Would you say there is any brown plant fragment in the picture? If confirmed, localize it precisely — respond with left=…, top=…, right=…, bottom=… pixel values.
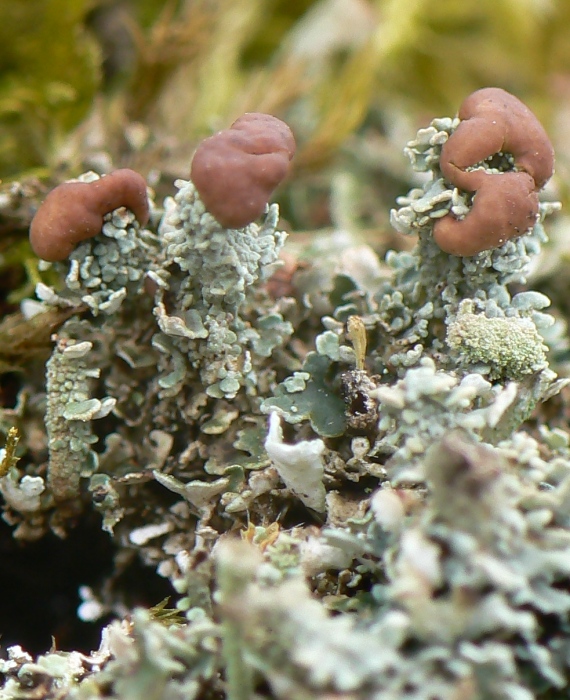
left=190, top=112, right=296, bottom=229
left=341, top=369, right=379, bottom=434
left=29, top=169, right=150, bottom=261
left=434, top=87, right=554, bottom=256
left=0, top=306, right=81, bottom=372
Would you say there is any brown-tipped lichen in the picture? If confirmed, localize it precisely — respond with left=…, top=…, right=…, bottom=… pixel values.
left=4, top=96, right=570, bottom=700
left=156, top=178, right=291, bottom=399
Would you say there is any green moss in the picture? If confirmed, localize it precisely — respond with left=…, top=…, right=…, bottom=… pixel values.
left=0, top=0, right=100, bottom=176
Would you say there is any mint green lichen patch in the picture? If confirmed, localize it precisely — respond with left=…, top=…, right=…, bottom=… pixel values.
left=447, top=303, right=548, bottom=380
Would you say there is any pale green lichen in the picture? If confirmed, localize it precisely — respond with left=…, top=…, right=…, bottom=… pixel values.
left=446, top=299, right=549, bottom=379
left=369, top=356, right=552, bottom=482
left=5, top=99, right=570, bottom=700
left=0, top=471, right=44, bottom=514
left=155, top=179, right=292, bottom=399
left=28, top=172, right=295, bottom=524
left=45, top=319, right=115, bottom=505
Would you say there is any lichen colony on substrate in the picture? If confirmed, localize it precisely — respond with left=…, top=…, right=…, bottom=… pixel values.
left=3, top=92, right=570, bottom=699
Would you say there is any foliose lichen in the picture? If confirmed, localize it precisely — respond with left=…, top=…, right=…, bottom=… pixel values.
left=4, top=94, right=570, bottom=700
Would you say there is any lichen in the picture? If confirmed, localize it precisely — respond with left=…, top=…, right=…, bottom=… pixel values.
left=264, top=412, right=326, bottom=511
left=45, top=320, right=115, bottom=506
left=261, top=347, right=348, bottom=437
left=4, top=94, right=570, bottom=700
left=155, top=178, right=291, bottom=399
left=446, top=299, right=549, bottom=379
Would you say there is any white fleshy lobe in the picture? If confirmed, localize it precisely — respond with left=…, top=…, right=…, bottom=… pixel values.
left=265, top=412, right=326, bottom=511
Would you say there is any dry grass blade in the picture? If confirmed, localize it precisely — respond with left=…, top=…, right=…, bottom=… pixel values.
left=125, top=0, right=217, bottom=122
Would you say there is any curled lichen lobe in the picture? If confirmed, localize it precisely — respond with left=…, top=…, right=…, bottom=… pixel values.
left=30, top=169, right=150, bottom=261
left=433, top=87, right=554, bottom=256
left=190, top=112, right=296, bottom=229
